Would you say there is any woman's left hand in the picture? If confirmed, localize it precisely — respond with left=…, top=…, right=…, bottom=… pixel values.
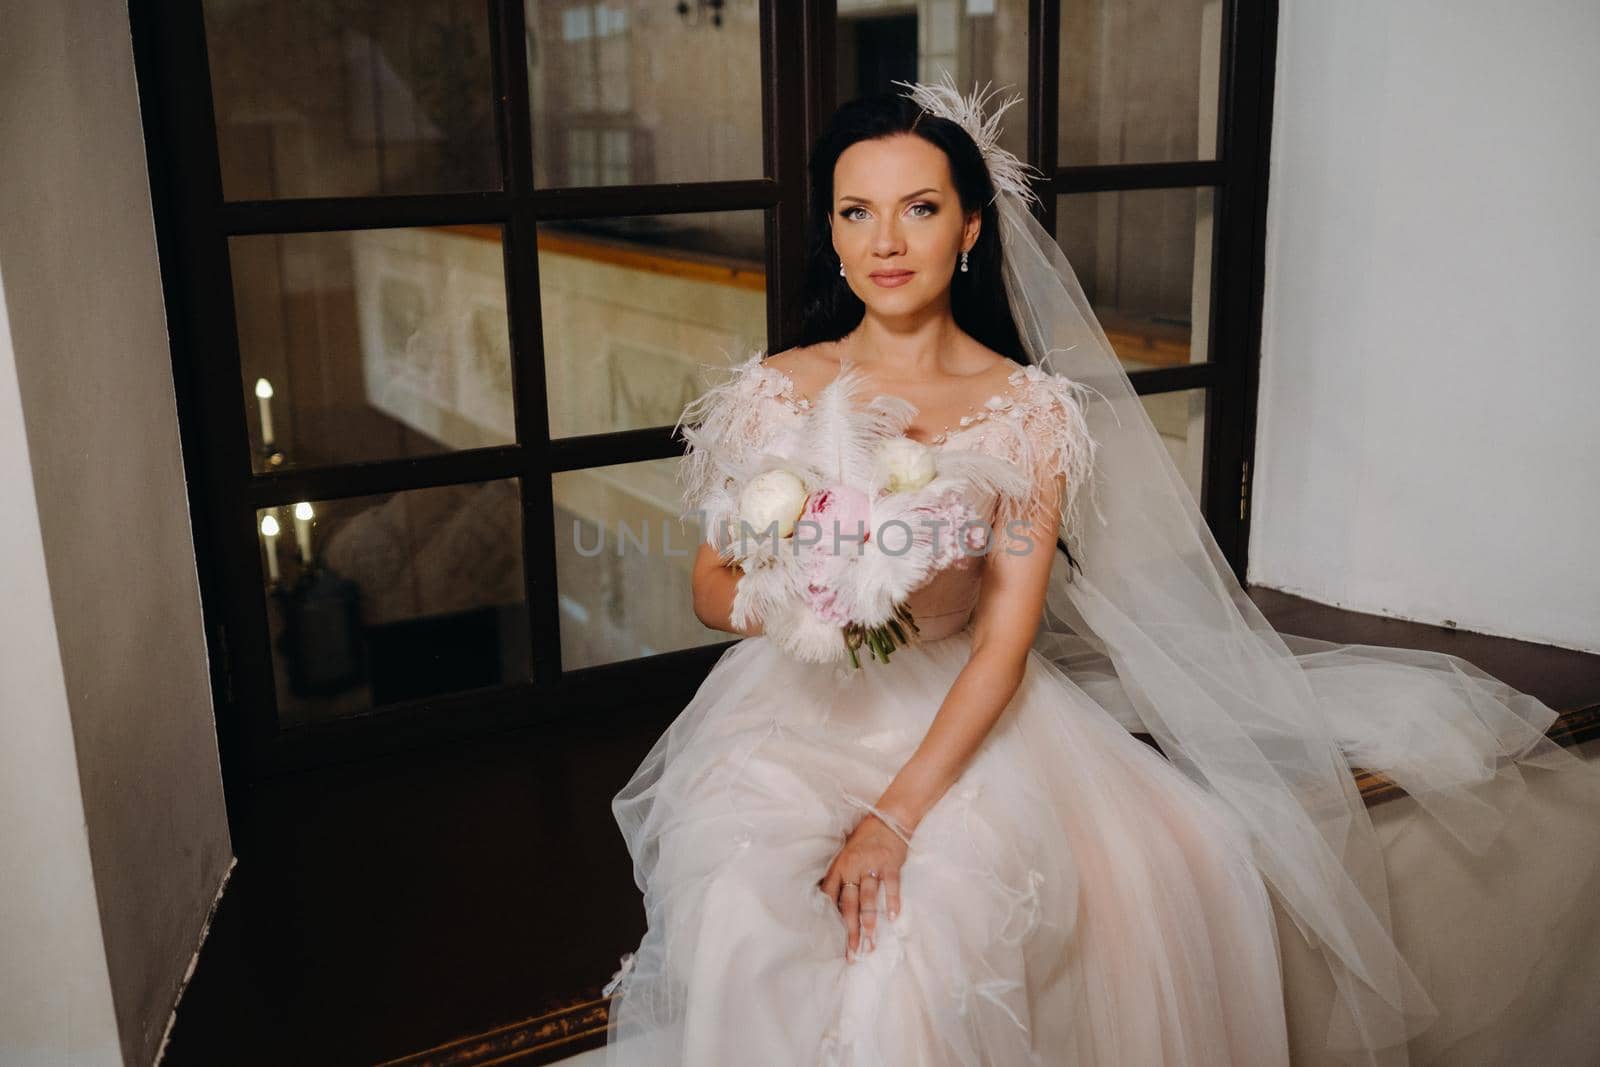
left=818, top=814, right=909, bottom=961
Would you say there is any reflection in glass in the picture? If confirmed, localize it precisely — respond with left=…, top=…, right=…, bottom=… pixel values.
left=203, top=0, right=499, bottom=200
left=538, top=212, right=767, bottom=439
left=835, top=0, right=1032, bottom=169
left=1058, top=0, right=1223, bottom=165
left=1142, top=388, right=1207, bottom=506
left=1054, top=188, right=1215, bottom=372
left=231, top=225, right=515, bottom=474
left=526, top=0, right=764, bottom=187
left=257, top=479, right=530, bottom=727
left=553, top=457, right=722, bottom=670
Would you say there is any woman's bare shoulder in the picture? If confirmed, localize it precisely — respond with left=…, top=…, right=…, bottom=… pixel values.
left=956, top=342, right=1025, bottom=397
left=763, top=342, right=842, bottom=395
left=763, top=336, right=1022, bottom=402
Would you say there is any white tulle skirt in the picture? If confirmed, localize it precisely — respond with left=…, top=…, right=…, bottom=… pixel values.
left=604, top=629, right=1293, bottom=1066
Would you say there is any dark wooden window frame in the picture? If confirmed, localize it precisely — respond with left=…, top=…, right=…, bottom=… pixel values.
left=129, top=0, right=1279, bottom=839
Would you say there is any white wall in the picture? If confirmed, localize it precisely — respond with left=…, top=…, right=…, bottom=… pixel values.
left=1250, top=0, right=1600, bottom=653
left=0, top=0, right=235, bottom=1062
left=0, top=264, right=124, bottom=1067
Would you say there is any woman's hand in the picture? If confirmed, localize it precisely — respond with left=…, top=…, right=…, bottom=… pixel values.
left=818, top=814, right=909, bottom=961
left=690, top=543, right=765, bottom=636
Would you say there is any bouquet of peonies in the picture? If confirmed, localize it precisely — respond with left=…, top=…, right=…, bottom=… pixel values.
left=684, top=363, right=1031, bottom=667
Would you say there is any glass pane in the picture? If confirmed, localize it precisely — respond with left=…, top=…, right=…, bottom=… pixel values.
left=553, top=457, right=723, bottom=670
left=538, top=211, right=767, bottom=439
left=526, top=0, right=764, bottom=187
left=203, top=0, right=499, bottom=200
left=1054, top=188, right=1215, bottom=372
left=836, top=0, right=1032, bottom=169
left=231, top=225, right=515, bottom=474
left=256, top=479, right=531, bottom=727
left=1142, top=387, right=1207, bottom=505
left=1058, top=0, right=1224, bottom=165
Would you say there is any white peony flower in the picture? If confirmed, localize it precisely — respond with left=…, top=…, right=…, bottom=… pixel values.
left=738, top=468, right=809, bottom=540
left=878, top=437, right=937, bottom=493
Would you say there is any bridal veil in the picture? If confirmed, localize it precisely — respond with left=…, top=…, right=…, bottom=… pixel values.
left=895, top=73, right=1586, bottom=1062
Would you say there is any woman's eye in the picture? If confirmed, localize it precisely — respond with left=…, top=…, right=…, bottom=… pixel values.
left=839, top=203, right=935, bottom=220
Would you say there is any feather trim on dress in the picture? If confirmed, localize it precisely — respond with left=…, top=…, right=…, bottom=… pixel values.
left=674, top=348, right=806, bottom=559
left=981, top=363, right=1104, bottom=563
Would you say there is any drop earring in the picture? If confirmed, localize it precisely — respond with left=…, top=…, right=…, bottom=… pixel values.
left=960, top=249, right=970, bottom=273
left=839, top=262, right=846, bottom=277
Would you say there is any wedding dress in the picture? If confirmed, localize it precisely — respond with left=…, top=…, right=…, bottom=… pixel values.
left=601, top=75, right=1589, bottom=1066
left=601, top=352, right=1292, bottom=1066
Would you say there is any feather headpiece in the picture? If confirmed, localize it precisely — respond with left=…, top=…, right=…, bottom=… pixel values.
left=892, top=71, right=1043, bottom=208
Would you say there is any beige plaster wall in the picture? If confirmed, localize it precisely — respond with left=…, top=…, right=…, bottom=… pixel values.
left=0, top=0, right=235, bottom=1062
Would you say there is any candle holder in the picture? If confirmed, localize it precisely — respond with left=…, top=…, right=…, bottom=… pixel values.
left=277, top=557, right=365, bottom=699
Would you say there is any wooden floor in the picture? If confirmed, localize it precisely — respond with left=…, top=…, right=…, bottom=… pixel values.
left=161, top=589, right=1600, bottom=1067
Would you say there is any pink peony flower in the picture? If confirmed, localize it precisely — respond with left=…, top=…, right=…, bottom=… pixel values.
left=799, top=485, right=873, bottom=555
left=795, top=485, right=872, bottom=626
left=803, top=575, right=853, bottom=625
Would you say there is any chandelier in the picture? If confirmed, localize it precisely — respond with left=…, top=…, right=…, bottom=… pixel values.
left=674, top=0, right=727, bottom=30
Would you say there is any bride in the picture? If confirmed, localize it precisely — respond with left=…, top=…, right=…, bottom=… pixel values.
left=599, top=76, right=1578, bottom=1066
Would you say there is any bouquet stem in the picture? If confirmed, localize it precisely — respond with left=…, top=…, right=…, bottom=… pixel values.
left=842, top=602, right=921, bottom=668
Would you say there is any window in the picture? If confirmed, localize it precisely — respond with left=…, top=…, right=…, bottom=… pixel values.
left=136, top=0, right=1276, bottom=782
left=135, top=0, right=1276, bottom=1051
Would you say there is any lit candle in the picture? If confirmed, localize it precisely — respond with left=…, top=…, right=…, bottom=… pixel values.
left=293, top=501, right=315, bottom=563
left=255, top=378, right=275, bottom=447
left=259, top=513, right=281, bottom=582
